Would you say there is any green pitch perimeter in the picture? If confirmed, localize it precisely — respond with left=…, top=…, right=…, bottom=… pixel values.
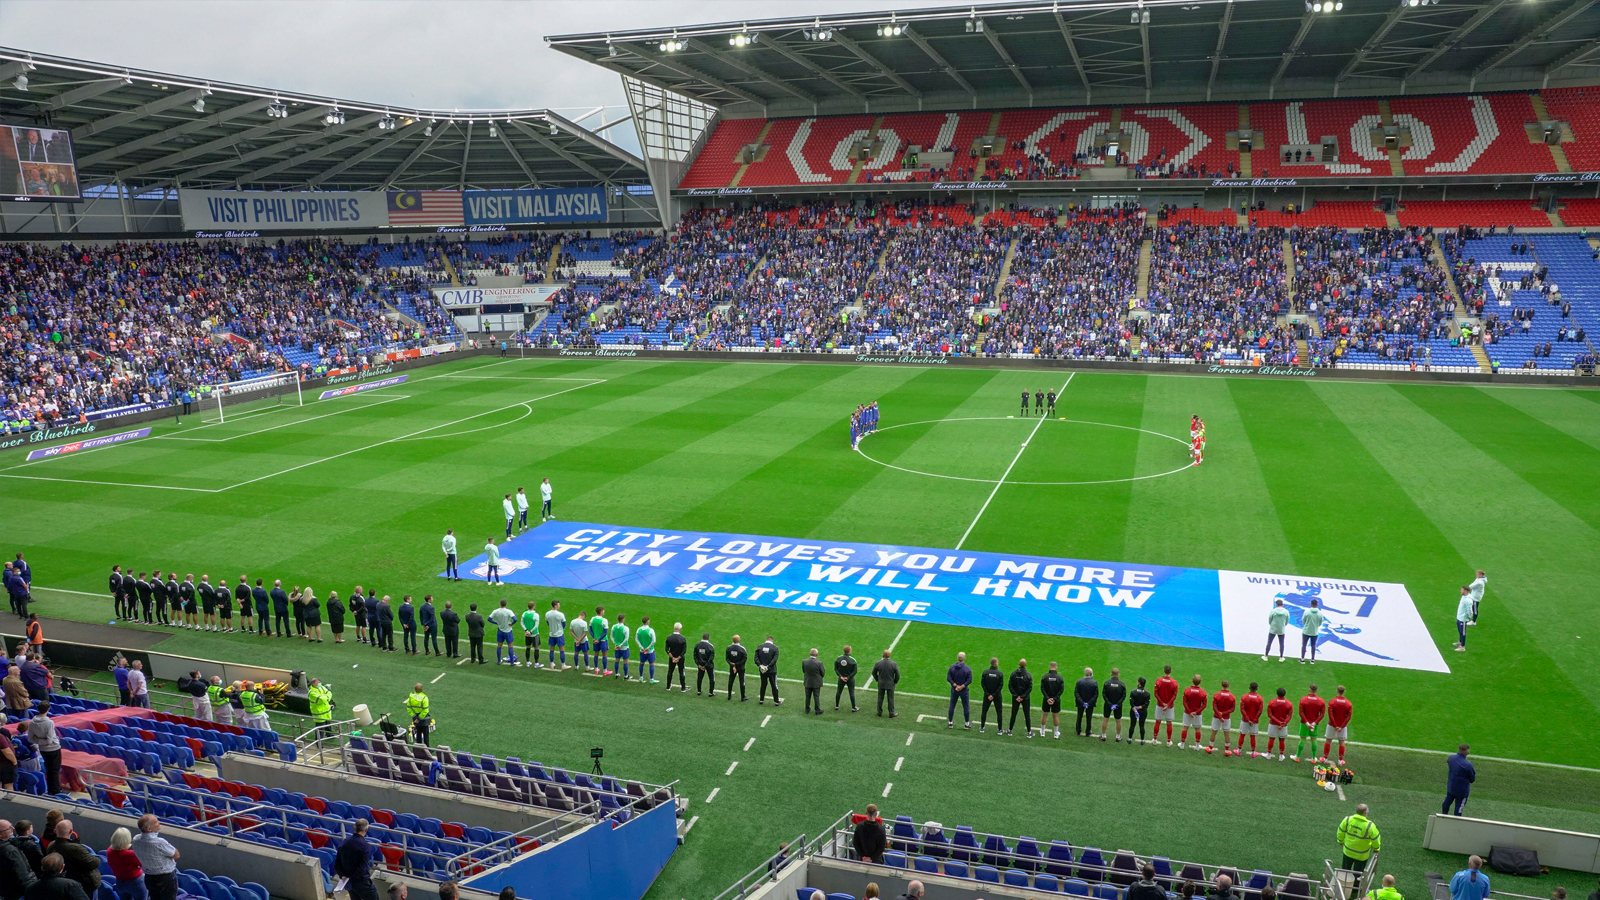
left=5, top=356, right=1600, bottom=900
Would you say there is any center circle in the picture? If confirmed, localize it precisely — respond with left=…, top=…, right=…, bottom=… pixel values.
left=855, top=416, right=1195, bottom=486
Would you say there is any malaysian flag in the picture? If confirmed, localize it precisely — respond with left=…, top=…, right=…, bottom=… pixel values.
left=387, top=190, right=463, bottom=226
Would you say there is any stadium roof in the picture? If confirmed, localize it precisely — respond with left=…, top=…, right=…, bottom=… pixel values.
left=547, top=0, right=1600, bottom=118
left=0, top=47, right=648, bottom=193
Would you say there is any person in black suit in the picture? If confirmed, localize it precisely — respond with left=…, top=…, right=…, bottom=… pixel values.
left=802, top=648, right=825, bottom=715
left=693, top=633, right=716, bottom=695
left=108, top=566, right=125, bottom=620
left=252, top=579, right=271, bottom=634
left=1008, top=659, right=1033, bottom=737
left=15, top=131, right=47, bottom=164
left=834, top=645, right=858, bottom=711
left=270, top=580, right=290, bottom=636
left=465, top=604, right=486, bottom=664
left=440, top=600, right=461, bottom=658
left=234, top=575, right=253, bottom=631
left=149, top=570, right=167, bottom=625
left=664, top=623, right=688, bottom=692
left=135, top=573, right=153, bottom=623
left=725, top=635, right=748, bottom=701
left=871, top=649, right=900, bottom=717
left=376, top=596, right=395, bottom=652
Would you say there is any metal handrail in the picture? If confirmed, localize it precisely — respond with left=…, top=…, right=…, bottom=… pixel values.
left=64, top=678, right=316, bottom=733
left=78, top=770, right=557, bottom=880
left=341, top=735, right=672, bottom=810
left=709, top=830, right=812, bottom=900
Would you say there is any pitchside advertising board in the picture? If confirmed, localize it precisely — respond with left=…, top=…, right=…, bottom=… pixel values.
left=179, top=187, right=607, bottom=231
left=449, top=522, right=1449, bottom=673
left=432, top=285, right=565, bottom=308
left=180, top=190, right=388, bottom=231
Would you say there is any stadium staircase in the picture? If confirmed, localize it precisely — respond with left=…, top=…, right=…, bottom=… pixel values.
left=1282, top=236, right=1297, bottom=303
left=1528, top=93, right=1573, bottom=173
left=1237, top=105, right=1251, bottom=177
left=1135, top=236, right=1153, bottom=301
left=1384, top=208, right=1401, bottom=228
left=728, top=121, right=774, bottom=188
left=543, top=240, right=563, bottom=284
left=973, top=111, right=1003, bottom=180
left=438, top=251, right=462, bottom=287
left=1376, top=101, right=1406, bottom=177
left=995, top=237, right=1020, bottom=300
left=1296, top=338, right=1311, bottom=363
left=379, top=298, right=422, bottom=330
left=846, top=116, right=886, bottom=184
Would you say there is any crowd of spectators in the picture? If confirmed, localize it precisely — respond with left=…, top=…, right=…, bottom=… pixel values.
left=1140, top=223, right=1290, bottom=363
left=1, top=239, right=460, bottom=432
left=1293, top=227, right=1458, bottom=365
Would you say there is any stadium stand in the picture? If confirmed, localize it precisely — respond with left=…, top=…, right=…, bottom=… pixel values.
left=679, top=118, right=770, bottom=189
left=1250, top=203, right=1387, bottom=229
left=1396, top=200, right=1551, bottom=229
left=1541, top=86, right=1600, bottom=172
left=1124, top=104, right=1239, bottom=178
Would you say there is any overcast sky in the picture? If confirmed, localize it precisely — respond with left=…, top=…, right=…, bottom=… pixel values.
left=0, top=0, right=975, bottom=142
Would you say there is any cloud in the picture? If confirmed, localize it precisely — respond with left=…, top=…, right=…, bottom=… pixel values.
left=0, top=0, right=977, bottom=113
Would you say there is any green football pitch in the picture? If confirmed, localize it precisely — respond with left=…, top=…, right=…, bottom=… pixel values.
left=5, top=355, right=1599, bottom=900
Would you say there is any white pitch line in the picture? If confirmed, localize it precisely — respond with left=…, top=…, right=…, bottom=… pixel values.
left=725, top=761, right=739, bottom=776
left=683, top=815, right=699, bottom=835
left=158, top=394, right=410, bottom=442
left=705, top=787, right=720, bottom=803
left=456, top=656, right=470, bottom=666
left=881, top=782, right=893, bottom=798
left=743, top=737, right=756, bottom=751
left=0, top=473, right=215, bottom=492
left=760, top=714, right=771, bottom=728
left=905, top=733, right=915, bottom=746
left=1336, top=784, right=1347, bottom=802
left=886, top=620, right=912, bottom=653
left=954, top=372, right=1074, bottom=550
left=894, top=756, right=904, bottom=772
left=431, top=672, right=448, bottom=684
left=218, top=380, right=603, bottom=492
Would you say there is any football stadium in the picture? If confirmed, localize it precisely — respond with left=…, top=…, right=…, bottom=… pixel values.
left=3, top=4, right=1600, bottom=900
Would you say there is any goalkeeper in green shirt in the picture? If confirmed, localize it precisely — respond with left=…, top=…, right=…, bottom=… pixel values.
left=590, top=607, right=610, bottom=675
left=521, top=601, right=543, bottom=669
left=636, top=616, right=659, bottom=684
left=611, top=613, right=632, bottom=680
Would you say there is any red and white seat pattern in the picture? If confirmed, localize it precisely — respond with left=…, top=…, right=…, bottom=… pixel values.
left=1541, top=87, right=1600, bottom=172
left=1251, top=99, right=1383, bottom=176
left=1122, top=104, right=1238, bottom=173
left=679, top=118, right=768, bottom=189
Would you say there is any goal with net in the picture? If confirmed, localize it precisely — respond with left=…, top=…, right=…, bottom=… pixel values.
left=207, top=372, right=303, bottom=423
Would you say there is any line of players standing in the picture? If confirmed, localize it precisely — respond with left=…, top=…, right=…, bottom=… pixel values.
left=944, top=658, right=1353, bottom=766
left=1020, top=389, right=1057, bottom=416
left=849, top=402, right=879, bottom=449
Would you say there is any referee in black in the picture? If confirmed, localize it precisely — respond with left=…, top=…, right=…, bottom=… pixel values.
left=1100, top=667, right=1128, bottom=742
left=834, top=645, right=858, bottom=711
left=694, top=632, right=716, bottom=695
left=725, top=635, right=748, bottom=701
left=664, top=623, right=688, bottom=692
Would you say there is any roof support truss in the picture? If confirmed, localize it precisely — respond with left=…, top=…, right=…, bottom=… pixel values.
left=1473, top=0, right=1598, bottom=80
left=621, top=43, right=769, bottom=106
left=380, top=124, right=446, bottom=190
left=232, top=115, right=392, bottom=185
left=829, top=31, right=923, bottom=100
left=1271, top=9, right=1320, bottom=92
left=759, top=38, right=867, bottom=101
left=496, top=125, right=541, bottom=187
left=78, top=94, right=269, bottom=167
left=184, top=112, right=383, bottom=183
left=509, top=119, right=608, bottom=182
left=1545, top=35, right=1600, bottom=76
left=979, top=21, right=1032, bottom=100
left=308, top=125, right=418, bottom=187
left=1207, top=1, right=1234, bottom=100
left=902, top=26, right=976, bottom=101
left=34, top=76, right=127, bottom=112
left=1054, top=13, right=1094, bottom=101
left=458, top=120, right=473, bottom=190
left=545, top=110, right=646, bottom=171
left=71, top=87, right=208, bottom=140
left=116, top=102, right=328, bottom=180
left=685, top=38, right=817, bottom=104
left=1405, top=0, right=1512, bottom=81
left=1336, top=4, right=1410, bottom=83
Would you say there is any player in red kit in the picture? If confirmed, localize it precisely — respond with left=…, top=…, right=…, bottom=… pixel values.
left=1178, top=674, right=1208, bottom=750
left=1206, top=679, right=1237, bottom=755
left=1292, top=684, right=1326, bottom=762
left=1322, top=685, right=1353, bottom=764
left=1236, top=682, right=1266, bottom=758
left=1153, top=665, right=1180, bottom=746
left=1266, top=687, right=1294, bottom=761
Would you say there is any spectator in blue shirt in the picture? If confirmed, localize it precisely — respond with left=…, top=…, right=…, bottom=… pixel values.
left=1444, top=744, right=1476, bottom=816
left=946, top=651, right=973, bottom=729
left=1449, top=856, right=1490, bottom=900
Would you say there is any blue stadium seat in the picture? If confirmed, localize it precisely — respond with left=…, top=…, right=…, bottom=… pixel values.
left=1005, top=870, right=1032, bottom=888
left=1046, top=840, right=1075, bottom=877
left=913, top=857, right=939, bottom=874
left=976, top=866, right=1001, bottom=884
left=952, top=825, right=979, bottom=862
left=944, top=861, right=969, bottom=879
left=1015, top=837, right=1043, bottom=872
left=1037, top=875, right=1061, bottom=893
left=982, top=833, right=1011, bottom=868
left=884, top=851, right=907, bottom=869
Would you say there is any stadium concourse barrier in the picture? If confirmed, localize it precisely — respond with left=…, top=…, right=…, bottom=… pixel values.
left=0, top=626, right=313, bottom=718
left=715, top=812, right=1321, bottom=900
left=0, top=790, right=330, bottom=900
left=1423, top=815, right=1600, bottom=874
left=219, top=750, right=586, bottom=835
left=459, top=800, right=678, bottom=900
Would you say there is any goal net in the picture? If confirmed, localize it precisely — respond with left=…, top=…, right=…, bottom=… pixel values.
left=207, top=372, right=303, bottom=423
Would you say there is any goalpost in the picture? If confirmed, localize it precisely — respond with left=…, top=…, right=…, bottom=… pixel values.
left=208, top=372, right=303, bottom=423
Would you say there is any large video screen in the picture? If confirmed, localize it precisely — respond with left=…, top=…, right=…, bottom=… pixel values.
left=1, top=124, right=81, bottom=201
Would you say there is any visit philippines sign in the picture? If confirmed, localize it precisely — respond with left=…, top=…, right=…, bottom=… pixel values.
left=449, top=522, right=1448, bottom=672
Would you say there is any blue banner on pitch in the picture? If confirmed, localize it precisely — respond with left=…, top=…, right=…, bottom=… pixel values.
left=447, top=523, right=1449, bottom=671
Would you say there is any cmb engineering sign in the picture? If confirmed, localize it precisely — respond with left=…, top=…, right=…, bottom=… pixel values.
left=462, top=187, right=607, bottom=225
left=432, top=285, right=565, bottom=308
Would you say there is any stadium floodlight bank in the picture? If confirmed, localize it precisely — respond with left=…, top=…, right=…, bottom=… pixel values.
left=210, top=372, right=302, bottom=423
